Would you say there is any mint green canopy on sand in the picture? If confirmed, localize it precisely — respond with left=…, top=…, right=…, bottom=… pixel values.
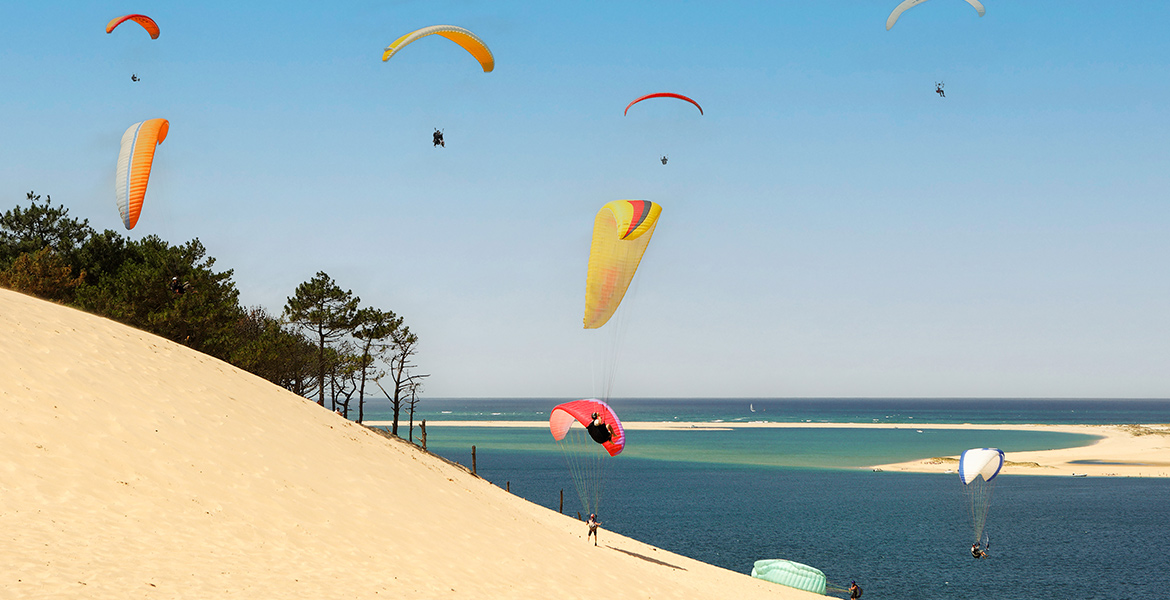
left=751, top=559, right=827, bottom=595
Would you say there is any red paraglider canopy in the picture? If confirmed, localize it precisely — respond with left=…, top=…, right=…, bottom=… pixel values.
left=106, top=14, right=160, bottom=39
left=624, top=92, right=703, bottom=116
left=550, top=399, right=625, bottom=457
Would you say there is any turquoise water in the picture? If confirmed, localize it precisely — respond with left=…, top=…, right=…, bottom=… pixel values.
left=420, top=425, right=1097, bottom=469
left=363, top=399, right=1170, bottom=599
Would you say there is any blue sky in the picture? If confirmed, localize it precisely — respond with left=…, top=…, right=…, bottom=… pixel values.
left=3, top=1, right=1170, bottom=398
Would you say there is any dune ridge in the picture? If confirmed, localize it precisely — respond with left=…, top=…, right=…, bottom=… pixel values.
left=0, top=288, right=812, bottom=599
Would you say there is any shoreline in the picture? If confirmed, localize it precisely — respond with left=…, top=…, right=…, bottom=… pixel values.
left=363, top=420, right=1170, bottom=478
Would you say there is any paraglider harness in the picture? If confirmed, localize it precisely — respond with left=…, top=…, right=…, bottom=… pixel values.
left=935, top=81, right=945, bottom=98
left=131, top=74, right=140, bottom=82
left=586, top=413, right=612, bottom=444
left=433, top=129, right=445, bottom=147
left=849, top=582, right=862, bottom=599
left=971, top=537, right=989, bottom=558
left=661, top=155, right=668, bottom=165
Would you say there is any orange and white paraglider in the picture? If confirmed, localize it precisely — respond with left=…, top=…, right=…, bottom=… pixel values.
left=114, top=119, right=169, bottom=230
left=382, top=25, right=494, bottom=72
left=886, top=0, right=985, bottom=30
left=105, top=14, right=160, bottom=39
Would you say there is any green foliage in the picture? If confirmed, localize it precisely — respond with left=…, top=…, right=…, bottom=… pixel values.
left=73, top=235, right=243, bottom=359
left=229, top=307, right=318, bottom=394
left=1, top=193, right=425, bottom=411
left=0, top=191, right=93, bottom=275
left=283, top=271, right=361, bottom=406
left=0, top=247, right=85, bottom=302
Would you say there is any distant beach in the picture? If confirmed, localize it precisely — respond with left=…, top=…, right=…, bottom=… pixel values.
left=365, top=419, right=1170, bottom=478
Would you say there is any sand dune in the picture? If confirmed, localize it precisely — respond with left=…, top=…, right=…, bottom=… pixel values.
left=0, top=288, right=815, bottom=599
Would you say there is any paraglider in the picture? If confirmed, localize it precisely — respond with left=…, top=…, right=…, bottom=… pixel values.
left=550, top=399, right=625, bottom=457
left=959, top=447, right=1005, bottom=551
left=660, top=155, right=668, bottom=165
left=624, top=92, right=703, bottom=116
left=549, top=399, right=625, bottom=515
left=583, top=200, right=662, bottom=329
left=382, top=25, right=494, bottom=72
left=886, top=0, right=985, bottom=30
left=114, top=119, right=169, bottom=230
left=105, top=14, right=160, bottom=39
left=433, top=129, right=445, bottom=147
left=751, top=559, right=828, bottom=595
left=936, top=81, right=945, bottom=97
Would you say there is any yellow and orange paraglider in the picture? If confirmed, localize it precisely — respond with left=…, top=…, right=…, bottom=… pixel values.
left=105, top=14, right=160, bottom=39
left=382, top=25, right=494, bottom=72
left=583, top=200, right=662, bottom=329
left=114, top=119, right=169, bottom=230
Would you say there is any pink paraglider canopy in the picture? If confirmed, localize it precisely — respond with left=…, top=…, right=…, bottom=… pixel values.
left=549, top=399, right=625, bottom=457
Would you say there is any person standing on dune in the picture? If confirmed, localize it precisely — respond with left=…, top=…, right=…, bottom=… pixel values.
left=587, top=513, right=601, bottom=546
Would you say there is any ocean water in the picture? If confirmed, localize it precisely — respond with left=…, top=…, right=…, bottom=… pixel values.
left=364, top=397, right=1170, bottom=425
left=363, top=399, right=1170, bottom=599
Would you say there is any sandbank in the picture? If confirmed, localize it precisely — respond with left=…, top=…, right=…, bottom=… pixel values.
left=377, top=420, right=1170, bottom=478
left=0, top=288, right=819, bottom=599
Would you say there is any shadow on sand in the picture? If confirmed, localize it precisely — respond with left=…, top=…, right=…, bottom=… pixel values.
left=606, top=546, right=687, bottom=571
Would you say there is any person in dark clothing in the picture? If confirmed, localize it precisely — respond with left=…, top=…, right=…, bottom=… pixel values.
left=849, top=581, right=863, bottom=599
left=433, top=129, right=445, bottom=147
left=935, top=82, right=945, bottom=97
left=131, top=74, right=140, bottom=82
left=586, top=412, right=615, bottom=444
left=169, top=276, right=190, bottom=295
left=971, top=542, right=987, bottom=558
left=587, top=513, right=601, bottom=546
left=661, top=155, right=668, bottom=165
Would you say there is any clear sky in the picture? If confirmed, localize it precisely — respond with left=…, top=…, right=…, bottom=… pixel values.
left=3, top=1, right=1170, bottom=398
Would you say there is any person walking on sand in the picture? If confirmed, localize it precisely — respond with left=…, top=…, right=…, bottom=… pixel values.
left=587, top=513, right=601, bottom=546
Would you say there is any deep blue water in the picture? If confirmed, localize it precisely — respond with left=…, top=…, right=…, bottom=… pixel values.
left=426, top=447, right=1170, bottom=600
left=360, top=399, right=1170, bottom=599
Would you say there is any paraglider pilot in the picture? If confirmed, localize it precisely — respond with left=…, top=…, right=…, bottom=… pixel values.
left=971, top=541, right=988, bottom=558
left=935, top=82, right=945, bottom=98
left=170, top=276, right=190, bottom=295
left=661, top=155, right=668, bottom=165
left=131, top=74, right=140, bottom=82
left=587, top=513, right=601, bottom=546
left=849, top=581, right=863, bottom=599
left=433, top=129, right=445, bottom=147
left=586, top=412, right=616, bottom=445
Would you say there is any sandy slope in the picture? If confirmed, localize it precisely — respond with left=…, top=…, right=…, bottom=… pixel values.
left=0, top=288, right=818, bottom=599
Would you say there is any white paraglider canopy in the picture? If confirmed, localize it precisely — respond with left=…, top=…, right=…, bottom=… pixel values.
left=959, top=447, right=1004, bottom=484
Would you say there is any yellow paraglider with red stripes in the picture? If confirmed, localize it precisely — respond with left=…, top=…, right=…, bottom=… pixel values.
left=583, top=200, right=662, bottom=329
left=382, top=25, right=494, bottom=72
left=114, top=119, right=169, bottom=230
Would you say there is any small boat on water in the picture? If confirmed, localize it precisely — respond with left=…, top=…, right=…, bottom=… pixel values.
left=1071, top=473, right=1087, bottom=477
